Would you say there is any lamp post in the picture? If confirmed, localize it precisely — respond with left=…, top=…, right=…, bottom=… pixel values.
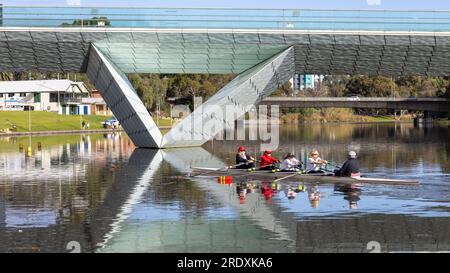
left=27, top=105, right=32, bottom=157
left=155, top=99, right=159, bottom=126
left=28, top=104, right=31, bottom=133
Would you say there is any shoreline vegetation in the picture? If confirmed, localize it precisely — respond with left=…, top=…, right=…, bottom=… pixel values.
left=280, top=108, right=415, bottom=124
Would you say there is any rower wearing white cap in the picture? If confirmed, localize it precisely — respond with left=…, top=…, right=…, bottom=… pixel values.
left=334, top=151, right=361, bottom=177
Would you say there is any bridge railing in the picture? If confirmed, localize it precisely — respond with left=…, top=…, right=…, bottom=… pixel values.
left=0, top=6, right=450, bottom=31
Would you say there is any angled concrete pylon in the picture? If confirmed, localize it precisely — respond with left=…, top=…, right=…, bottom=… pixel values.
left=162, top=46, right=294, bottom=148
left=86, top=45, right=293, bottom=149
left=86, top=45, right=163, bottom=148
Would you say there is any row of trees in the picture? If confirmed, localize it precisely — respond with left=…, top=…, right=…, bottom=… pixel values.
left=126, top=74, right=450, bottom=117
left=306, top=75, right=450, bottom=99
left=127, top=73, right=234, bottom=114
left=60, top=17, right=111, bottom=27
left=1, top=72, right=449, bottom=116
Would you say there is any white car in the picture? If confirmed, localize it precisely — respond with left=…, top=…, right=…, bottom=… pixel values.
left=102, top=118, right=120, bottom=128
left=347, top=96, right=361, bottom=101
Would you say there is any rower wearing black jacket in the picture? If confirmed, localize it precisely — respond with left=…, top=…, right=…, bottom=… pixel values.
left=235, top=146, right=255, bottom=169
left=334, top=151, right=361, bottom=177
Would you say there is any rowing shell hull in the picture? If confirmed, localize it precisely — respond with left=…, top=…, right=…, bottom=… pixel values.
left=189, top=168, right=419, bottom=186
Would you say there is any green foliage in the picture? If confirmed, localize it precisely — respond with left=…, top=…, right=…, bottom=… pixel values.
left=446, top=83, right=450, bottom=99
left=61, top=17, right=111, bottom=27
left=2, top=71, right=448, bottom=119
left=345, top=75, right=395, bottom=97
left=128, top=74, right=169, bottom=112
left=322, top=75, right=450, bottom=99
left=323, top=75, right=348, bottom=97
left=271, top=81, right=294, bottom=97
left=128, top=74, right=234, bottom=111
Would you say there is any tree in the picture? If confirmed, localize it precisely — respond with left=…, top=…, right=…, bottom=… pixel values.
left=345, top=75, right=395, bottom=97
left=446, top=82, right=450, bottom=99
left=322, top=75, right=349, bottom=97
left=271, top=81, right=294, bottom=97
left=61, top=17, right=111, bottom=27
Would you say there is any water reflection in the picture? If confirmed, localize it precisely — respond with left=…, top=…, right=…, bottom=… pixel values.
left=334, top=184, right=362, bottom=209
left=0, top=123, right=449, bottom=252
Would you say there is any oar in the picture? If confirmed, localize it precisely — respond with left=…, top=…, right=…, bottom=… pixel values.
left=258, top=162, right=280, bottom=171
left=272, top=171, right=302, bottom=183
left=190, top=159, right=260, bottom=177
left=321, top=162, right=341, bottom=173
left=189, top=163, right=245, bottom=177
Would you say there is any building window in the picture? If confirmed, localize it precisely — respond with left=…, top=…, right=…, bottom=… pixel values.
left=8, top=93, right=15, bottom=98
left=19, top=93, right=27, bottom=97
left=34, top=93, right=41, bottom=103
left=0, top=94, right=3, bottom=98
left=49, top=93, right=59, bottom=103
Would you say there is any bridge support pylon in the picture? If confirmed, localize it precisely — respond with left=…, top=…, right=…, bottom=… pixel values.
left=87, top=45, right=294, bottom=148
left=87, top=45, right=163, bottom=148
left=162, top=46, right=294, bottom=148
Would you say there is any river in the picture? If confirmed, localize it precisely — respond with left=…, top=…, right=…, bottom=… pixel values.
left=0, top=122, right=449, bottom=253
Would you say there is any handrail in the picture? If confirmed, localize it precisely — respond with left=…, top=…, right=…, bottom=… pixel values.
left=1, top=6, right=450, bottom=31
left=2, top=6, right=450, bottom=12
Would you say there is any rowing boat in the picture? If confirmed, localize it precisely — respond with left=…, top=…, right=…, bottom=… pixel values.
left=189, top=167, right=419, bottom=186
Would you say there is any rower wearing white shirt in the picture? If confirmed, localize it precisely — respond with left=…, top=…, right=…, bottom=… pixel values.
left=306, top=150, right=328, bottom=173
left=280, top=153, right=302, bottom=172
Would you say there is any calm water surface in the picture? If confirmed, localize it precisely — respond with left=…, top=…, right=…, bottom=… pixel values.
left=0, top=123, right=449, bottom=253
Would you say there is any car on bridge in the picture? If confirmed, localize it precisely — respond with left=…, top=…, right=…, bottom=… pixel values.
left=346, top=95, right=361, bottom=101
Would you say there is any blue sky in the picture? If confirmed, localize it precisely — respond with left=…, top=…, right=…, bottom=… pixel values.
left=1, top=0, right=450, bottom=10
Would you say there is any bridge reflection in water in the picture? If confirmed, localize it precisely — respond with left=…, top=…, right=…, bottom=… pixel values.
left=0, top=127, right=449, bottom=252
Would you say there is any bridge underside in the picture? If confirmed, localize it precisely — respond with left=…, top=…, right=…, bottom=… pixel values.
left=1, top=29, right=450, bottom=75
left=1, top=28, right=450, bottom=148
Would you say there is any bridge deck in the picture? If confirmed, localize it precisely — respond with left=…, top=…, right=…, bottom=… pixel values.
left=260, top=97, right=450, bottom=112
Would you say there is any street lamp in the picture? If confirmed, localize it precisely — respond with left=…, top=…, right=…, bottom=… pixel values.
left=26, top=104, right=32, bottom=157
left=28, top=104, right=31, bottom=133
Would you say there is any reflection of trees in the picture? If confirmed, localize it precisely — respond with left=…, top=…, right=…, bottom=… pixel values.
left=443, top=143, right=450, bottom=173
left=0, top=151, right=121, bottom=226
left=0, top=134, right=133, bottom=224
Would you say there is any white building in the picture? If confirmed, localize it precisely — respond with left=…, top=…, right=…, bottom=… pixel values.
left=0, top=80, right=91, bottom=115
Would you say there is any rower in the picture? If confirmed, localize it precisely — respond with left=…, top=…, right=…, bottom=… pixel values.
left=235, top=146, right=256, bottom=169
left=259, top=150, right=280, bottom=170
left=334, top=151, right=361, bottom=177
left=280, top=153, right=302, bottom=172
left=334, top=183, right=361, bottom=209
left=284, top=186, right=297, bottom=199
left=307, top=185, right=321, bottom=208
left=306, top=150, right=328, bottom=173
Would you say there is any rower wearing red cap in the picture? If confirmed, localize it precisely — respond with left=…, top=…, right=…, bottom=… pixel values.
left=235, top=146, right=256, bottom=169
left=259, top=150, right=280, bottom=170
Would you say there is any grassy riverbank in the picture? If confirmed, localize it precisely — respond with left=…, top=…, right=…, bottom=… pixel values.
left=0, top=111, right=173, bottom=132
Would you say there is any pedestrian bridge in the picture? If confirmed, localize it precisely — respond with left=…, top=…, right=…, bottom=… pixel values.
left=260, top=97, right=450, bottom=112
left=1, top=6, right=450, bottom=148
